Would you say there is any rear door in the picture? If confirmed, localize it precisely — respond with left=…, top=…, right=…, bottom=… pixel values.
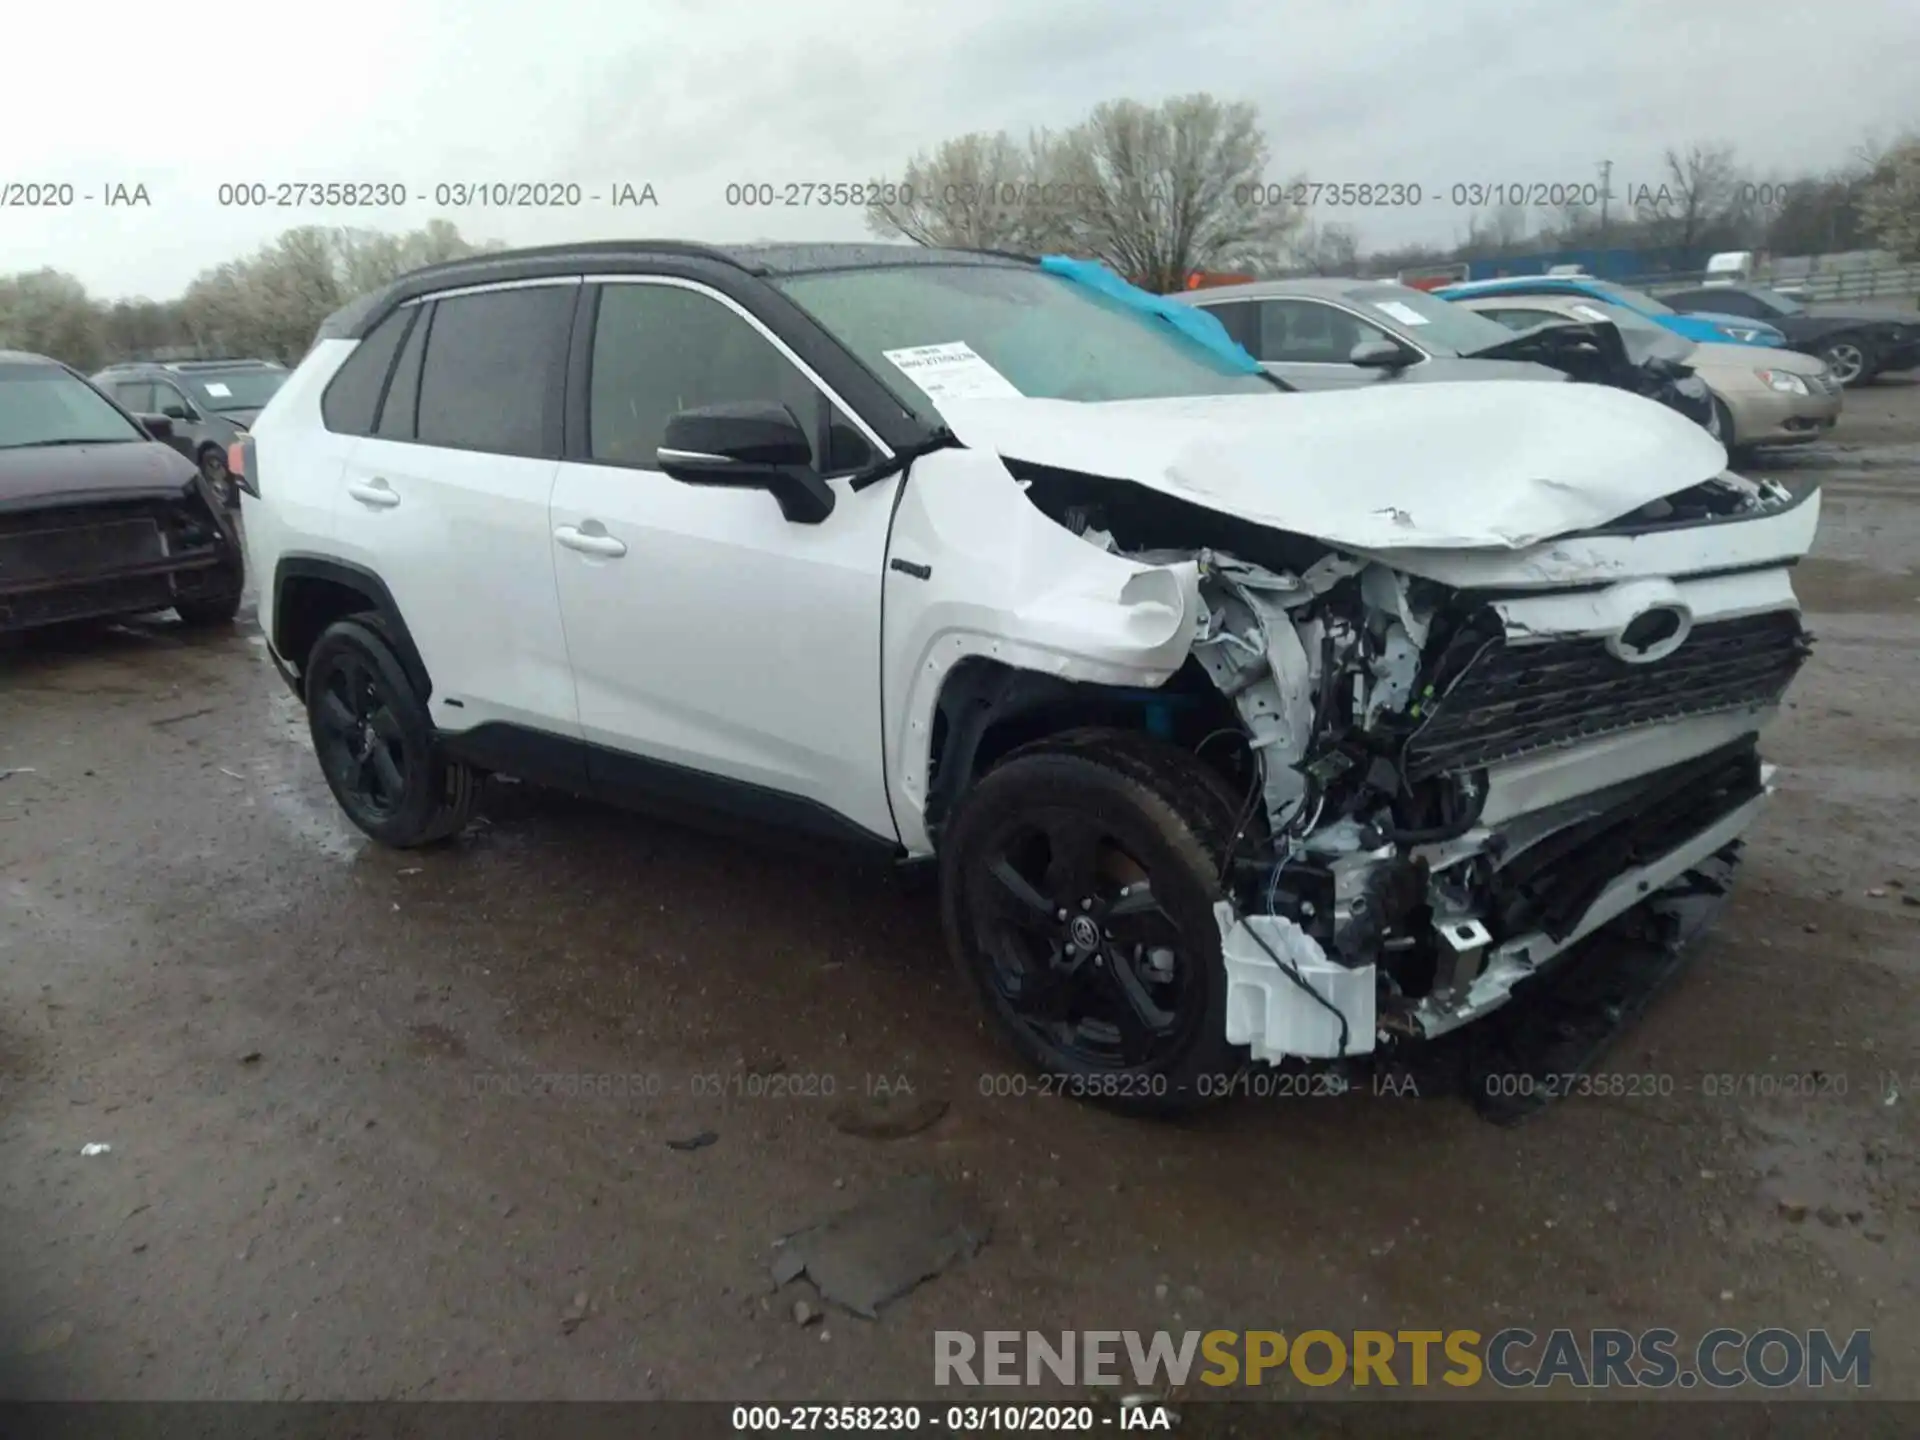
left=330, top=279, right=582, bottom=739
left=547, top=275, right=899, bottom=842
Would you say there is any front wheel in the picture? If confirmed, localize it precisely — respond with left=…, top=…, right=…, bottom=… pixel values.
left=939, top=730, right=1249, bottom=1114
left=305, top=615, right=478, bottom=847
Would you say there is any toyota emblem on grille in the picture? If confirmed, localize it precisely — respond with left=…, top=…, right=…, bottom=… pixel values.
left=1606, top=602, right=1693, bottom=665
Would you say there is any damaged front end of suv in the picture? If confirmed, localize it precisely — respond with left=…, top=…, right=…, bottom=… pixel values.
left=1184, top=502, right=1807, bottom=1066
left=896, top=380, right=1818, bottom=1099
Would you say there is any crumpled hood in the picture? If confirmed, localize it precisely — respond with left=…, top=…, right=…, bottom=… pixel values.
left=933, top=381, right=1730, bottom=551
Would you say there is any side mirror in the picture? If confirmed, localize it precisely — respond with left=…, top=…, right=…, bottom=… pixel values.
left=657, top=401, right=835, bottom=525
left=1350, top=338, right=1417, bottom=371
left=162, top=403, right=191, bottom=420
left=137, top=413, right=174, bottom=440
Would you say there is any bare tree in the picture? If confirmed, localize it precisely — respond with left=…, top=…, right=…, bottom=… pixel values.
left=865, top=131, right=1068, bottom=252
left=1287, top=221, right=1360, bottom=275
left=177, top=222, right=498, bottom=362
left=1047, top=95, right=1299, bottom=292
left=1633, top=143, right=1743, bottom=253
left=0, top=269, right=105, bottom=370
left=1859, top=134, right=1920, bottom=259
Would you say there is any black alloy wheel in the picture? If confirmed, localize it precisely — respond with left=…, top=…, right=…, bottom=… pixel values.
left=304, top=616, right=478, bottom=847
left=940, top=730, right=1247, bottom=1111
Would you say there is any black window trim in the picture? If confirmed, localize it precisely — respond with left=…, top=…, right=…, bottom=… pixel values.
left=371, top=300, right=428, bottom=440
left=563, top=273, right=894, bottom=478
left=359, top=276, right=580, bottom=461
left=319, top=302, right=418, bottom=439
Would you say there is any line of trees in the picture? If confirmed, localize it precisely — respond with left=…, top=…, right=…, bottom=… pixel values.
left=5, top=108, right=1917, bottom=373
left=0, top=220, right=499, bottom=372
left=1353, top=136, right=1920, bottom=279
left=868, top=103, right=1920, bottom=283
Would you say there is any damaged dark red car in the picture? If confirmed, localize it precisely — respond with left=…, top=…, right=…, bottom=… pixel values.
left=0, top=351, right=243, bottom=634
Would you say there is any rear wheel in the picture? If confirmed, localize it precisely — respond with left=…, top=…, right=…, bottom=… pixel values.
left=1820, top=337, right=1873, bottom=388
left=939, top=729, right=1249, bottom=1114
left=305, top=615, right=477, bottom=847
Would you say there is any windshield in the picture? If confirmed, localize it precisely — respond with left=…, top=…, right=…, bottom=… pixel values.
left=777, top=264, right=1278, bottom=413
left=1743, top=287, right=1804, bottom=316
left=0, top=364, right=145, bottom=449
left=1345, top=285, right=1527, bottom=355
left=1591, top=283, right=1674, bottom=315
left=183, top=368, right=286, bottom=412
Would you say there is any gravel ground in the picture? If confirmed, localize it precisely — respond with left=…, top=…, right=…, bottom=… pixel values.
left=2, top=382, right=1917, bottom=1407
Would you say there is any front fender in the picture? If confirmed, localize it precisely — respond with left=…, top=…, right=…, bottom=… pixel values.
left=880, top=446, right=1201, bottom=856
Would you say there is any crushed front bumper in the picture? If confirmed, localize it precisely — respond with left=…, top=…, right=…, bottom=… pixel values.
left=0, top=490, right=241, bottom=633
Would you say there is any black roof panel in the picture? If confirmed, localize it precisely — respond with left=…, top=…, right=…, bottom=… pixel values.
left=312, top=239, right=1037, bottom=343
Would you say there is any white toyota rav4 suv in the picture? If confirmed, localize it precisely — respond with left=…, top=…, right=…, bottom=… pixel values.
left=235, top=241, right=1818, bottom=1112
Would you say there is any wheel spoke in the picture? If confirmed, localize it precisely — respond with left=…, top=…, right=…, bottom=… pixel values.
left=981, top=857, right=1056, bottom=930
left=368, top=743, right=405, bottom=803
left=367, top=705, right=404, bottom=745
left=1094, top=953, right=1174, bottom=1064
left=315, top=688, right=356, bottom=739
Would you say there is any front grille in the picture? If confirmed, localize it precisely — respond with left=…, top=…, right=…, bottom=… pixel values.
left=1492, top=739, right=1763, bottom=941
left=0, top=516, right=165, bottom=586
left=1405, top=610, right=1810, bottom=780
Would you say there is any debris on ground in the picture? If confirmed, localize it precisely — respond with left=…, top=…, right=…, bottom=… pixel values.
left=0, top=768, right=35, bottom=782
left=561, top=1290, right=590, bottom=1334
left=666, top=1130, right=719, bottom=1152
left=21, top=1319, right=74, bottom=1355
left=240, top=1051, right=262, bottom=1065
left=770, top=1175, right=990, bottom=1319
left=792, top=1300, right=819, bottom=1327
left=829, top=1092, right=949, bottom=1140
left=79, top=1143, right=112, bottom=1157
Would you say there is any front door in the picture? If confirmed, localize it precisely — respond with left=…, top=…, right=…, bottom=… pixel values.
left=547, top=277, right=899, bottom=843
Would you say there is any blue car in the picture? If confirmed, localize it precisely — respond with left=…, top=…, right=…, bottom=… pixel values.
left=1433, top=277, right=1789, bottom=348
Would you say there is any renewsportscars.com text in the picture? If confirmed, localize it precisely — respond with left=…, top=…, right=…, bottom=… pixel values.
left=935, top=1327, right=1871, bottom=1390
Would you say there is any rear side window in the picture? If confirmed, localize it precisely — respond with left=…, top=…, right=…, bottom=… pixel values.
left=416, top=286, right=571, bottom=458
left=321, top=307, right=412, bottom=435
left=375, top=306, right=429, bottom=440
left=113, top=380, right=155, bottom=411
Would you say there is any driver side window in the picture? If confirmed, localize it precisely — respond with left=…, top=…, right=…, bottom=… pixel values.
left=588, top=282, right=874, bottom=475
left=1256, top=300, right=1389, bottom=363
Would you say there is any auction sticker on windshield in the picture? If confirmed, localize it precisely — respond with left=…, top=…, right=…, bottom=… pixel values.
left=881, top=341, right=1023, bottom=401
left=1371, top=300, right=1430, bottom=326
left=203, top=382, right=233, bottom=397
left=1571, top=304, right=1612, bottom=323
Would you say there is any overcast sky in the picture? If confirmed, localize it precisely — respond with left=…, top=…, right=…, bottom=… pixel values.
left=4, top=0, right=1916, bottom=299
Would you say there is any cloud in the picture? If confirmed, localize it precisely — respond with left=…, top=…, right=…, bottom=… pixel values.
left=4, top=0, right=1915, bottom=296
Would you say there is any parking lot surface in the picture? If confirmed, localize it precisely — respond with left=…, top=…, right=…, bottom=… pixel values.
left=3, top=384, right=1919, bottom=1402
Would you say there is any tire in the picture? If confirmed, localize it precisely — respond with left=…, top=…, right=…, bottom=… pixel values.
left=939, top=728, right=1250, bottom=1115
left=174, top=590, right=241, bottom=626
left=304, top=614, right=478, bottom=848
left=1820, top=337, right=1874, bottom=388
left=198, top=445, right=236, bottom=506
left=1707, top=395, right=1735, bottom=450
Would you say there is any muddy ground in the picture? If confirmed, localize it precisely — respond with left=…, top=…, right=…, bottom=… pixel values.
left=2, top=382, right=1918, bottom=1409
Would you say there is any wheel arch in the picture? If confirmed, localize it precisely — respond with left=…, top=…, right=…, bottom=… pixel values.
left=273, top=555, right=432, bottom=701
left=920, top=655, right=1247, bottom=851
